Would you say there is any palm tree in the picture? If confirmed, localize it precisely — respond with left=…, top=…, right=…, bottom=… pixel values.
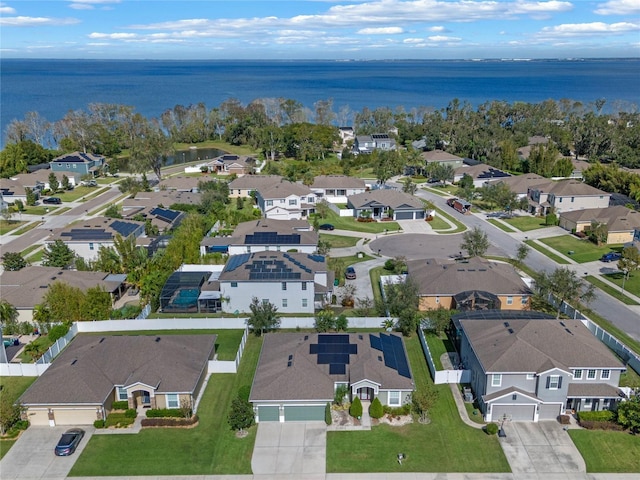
left=0, top=300, right=18, bottom=325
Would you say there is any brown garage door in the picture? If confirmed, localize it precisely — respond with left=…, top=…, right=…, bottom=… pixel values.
left=53, top=408, right=97, bottom=426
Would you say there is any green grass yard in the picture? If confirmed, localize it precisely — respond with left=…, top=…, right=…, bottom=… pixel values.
left=0, top=377, right=37, bottom=460
left=524, top=240, right=570, bottom=264
left=503, top=215, right=550, bottom=232
left=69, top=334, right=262, bottom=477
left=585, top=276, right=639, bottom=305
left=569, top=430, right=640, bottom=473
left=318, top=210, right=400, bottom=234
left=326, top=336, right=510, bottom=473
left=538, top=235, right=624, bottom=264
left=602, top=271, right=640, bottom=299
left=0, top=220, right=26, bottom=235
left=487, top=219, right=517, bottom=233
left=320, top=233, right=360, bottom=248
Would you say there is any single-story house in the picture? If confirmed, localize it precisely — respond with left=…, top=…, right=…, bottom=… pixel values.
left=46, top=217, right=146, bottom=262
left=454, top=163, right=511, bottom=188
left=558, top=206, right=640, bottom=244
left=421, top=150, right=465, bottom=169
left=455, top=311, right=626, bottom=422
left=250, top=332, right=414, bottom=422
left=486, top=173, right=549, bottom=199
left=122, top=190, right=202, bottom=213
left=49, top=151, right=105, bottom=177
left=20, top=334, right=216, bottom=426
left=13, top=169, right=80, bottom=191
left=407, top=257, right=533, bottom=312
left=205, top=154, right=256, bottom=176
left=528, top=180, right=611, bottom=215
left=218, top=251, right=333, bottom=314
left=0, top=266, right=126, bottom=323
left=200, top=219, right=317, bottom=256
left=157, top=176, right=202, bottom=193
left=347, top=190, right=426, bottom=220
left=309, top=175, right=367, bottom=204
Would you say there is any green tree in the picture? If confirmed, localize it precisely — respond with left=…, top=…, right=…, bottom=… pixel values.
left=616, top=396, right=640, bottom=434
left=325, top=402, right=332, bottom=425
left=315, top=200, right=331, bottom=219
left=334, top=384, right=349, bottom=406
left=335, top=313, right=349, bottom=332
left=83, top=286, right=112, bottom=320
left=1, top=251, right=28, bottom=271
left=349, top=396, right=363, bottom=418
left=0, top=395, right=21, bottom=435
left=515, top=243, right=530, bottom=270
left=316, top=239, right=331, bottom=256
left=412, top=385, right=439, bottom=423
left=401, top=177, right=417, bottom=195
left=423, top=307, right=453, bottom=335
left=384, top=276, right=420, bottom=336
left=314, top=307, right=336, bottom=333
left=48, top=172, right=59, bottom=193
left=41, top=239, right=76, bottom=268
left=460, top=226, right=490, bottom=257
left=61, top=174, right=71, bottom=190
left=25, top=187, right=36, bottom=206
left=43, top=282, right=86, bottom=323
left=535, top=267, right=596, bottom=319
left=589, top=221, right=608, bottom=245
left=32, top=304, right=52, bottom=332
left=369, top=397, right=384, bottom=419
left=94, top=246, right=123, bottom=273
left=618, top=246, right=640, bottom=295
left=247, top=297, right=280, bottom=336
left=0, top=300, right=18, bottom=325
left=227, top=396, right=255, bottom=433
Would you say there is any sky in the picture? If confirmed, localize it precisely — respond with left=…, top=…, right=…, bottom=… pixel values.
left=0, top=0, right=639, bottom=60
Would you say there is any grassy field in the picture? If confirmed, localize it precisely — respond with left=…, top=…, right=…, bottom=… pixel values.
left=318, top=210, right=400, bottom=234
left=320, top=233, right=360, bottom=248
left=0, top=377, right=38, bottom=460
left=524, top=240, right=570, bottom=264
left=538, top=235, right=624, bottom=264
left=0, top=220, right=27, bottom=235
left=433, top=207, right=467, bottom=234
left=602, top=271, right=640, bottom=299
left=487, top=219, right=517, bottom=233
left=585, top=276, right=639, bottom=305
left=569, top=430, right=640, bottom=472
left=326, top=336, right=510, bottom=473
left=11, top=222, right=41, bottom=236
left=70, top=334, right=262, bottom=477
left=503, top=215, right=550, bottom=232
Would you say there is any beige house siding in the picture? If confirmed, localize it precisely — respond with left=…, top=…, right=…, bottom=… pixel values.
left=419, top=296, right=454, bottom=311
left=497, top=294, right=530, bottom=310
left=608, top=231, right=633, bottom=244
left=553, top=194, right=610, bottom=213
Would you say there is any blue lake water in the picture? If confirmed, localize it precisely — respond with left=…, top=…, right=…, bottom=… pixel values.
left=1, top=58, right=639, bottom=147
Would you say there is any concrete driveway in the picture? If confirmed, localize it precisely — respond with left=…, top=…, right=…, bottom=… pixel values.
left=251, top=422, right=326, bottom=477
left=499, top=421, right=585, bottom=475
left=0, top=426, right=93, bottom=480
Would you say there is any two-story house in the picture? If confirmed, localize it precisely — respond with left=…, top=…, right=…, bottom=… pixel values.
left=527, top=180, right=611, bottom=215
left=255, top=180, right=318, bottom=220
left=353, top=134, right=396, bottom=155
left=218, top=251, right=333, bottom=314
left=455, top=311, right=626, bottom=422
left=309, top=175, right=367, bottom=204
left=227, top=175, right=284, bottom=199
left=486, top=173, right=549, bottom=200
left=49, top=151, right=105, bottom=177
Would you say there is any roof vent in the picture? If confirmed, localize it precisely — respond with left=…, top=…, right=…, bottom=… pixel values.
left=155, top=337, right=161, bottom=342
left=51, top=277, right=56, bottom=280
left=508, top=328, right=514, bottom=334
left=504, top=322, right=510, bottom=327
left=71, top=359, right=77, bottom=365
left=565, top=328, right=573, bottom=335
left=99, top=338, right=105, bottom=343
left=378, top=355, right=382, bottom=361
left=304, top=335, right=308, bottom=341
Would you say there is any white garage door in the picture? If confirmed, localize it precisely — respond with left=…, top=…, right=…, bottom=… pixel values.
left=492, top=404, right=536, bottom=422
left=26, top=409, right=50, bottom=426
left=53, top=408, right=97, bottom=426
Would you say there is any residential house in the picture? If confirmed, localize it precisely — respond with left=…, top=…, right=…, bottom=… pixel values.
left=250, top=332, right=414, bottom=422
left=227, top=175, right=284, bottom=199
left=421, top=150, right=465, bottom=169
left=20, top=334, right=216, bottom=426
left=200, top=219, right=317, bottom=256
left=49, top=151, right=105, bottom=177
left=46, top=217, right=146, bottom=261
left=347, top=190, right=426, bottom=220
left=122, top=206, right=185, bottom=234
left=516, top=136, right=550, bottom=161
left=157, top=176, right=202, bottom=193
left=218, top=251, right=333, bottom=314
left=527, top=180, right=611, bottom=215
left=255, top=180, right=318, bottom=220
left=160, top=267, right=224, bottom=314
left=486, top=173, right=549, bottom=200
left=353, top=134, right=396, bottom=154
left=559, top=206, right=640, bottom=244
left=338, top=127, right=355, bottom=146
left=14, top=170, right=79, bottom=191
left=454, top=163, right=511, bottom=188
left=121, top=190, right=202, bottom=214
left=309, top=175, right=367, bottom=204
left=407, top=257, right=533, bottom=312
left=455, top=311, right=626, bottom=422
left=0, top=266, right=126, bottom=323
left=0, top=177, right=39, bottom=205
left=205, top=154, right=256, bottom=176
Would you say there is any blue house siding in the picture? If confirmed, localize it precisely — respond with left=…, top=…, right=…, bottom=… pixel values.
left=50, top=152, right=105, bottom=177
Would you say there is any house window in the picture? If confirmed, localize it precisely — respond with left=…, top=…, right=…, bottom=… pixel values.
left=66, top=163, right=70, bottom=168
left=521, top=296, right=528, bottom=304
left=491, top=374, right=502, bottom=387
left=231, top=282, right=237, bottom=288
left=573, top=369, right=583, bottom=379
left=166, top=394, right=179, bottom=409
left=266, top=200, right=273, bottom=206
left=117, top=387, right=128, bottom=401
left=262, top=299, right=269, bottom=305
left=302, top=282, right=307, bottom=291
left=512, top=394, right=517, bottom=401
left=73, top=164, right=77, bottom=169
left=559, top=197, right=563, bottom=202
left=337, top=189, right=346, bottom=196
left=282, top=282, right=287, bottom=291
left=308, top=197, right=315, bottom=203
left=289, top=199, right=297, bottom=206
left=583, top=398, right=592, bottom=409
left=326, top=189, right=335, bottom=196
left=548, top=375, right=561, bottom=390
left=601, top=369, right=611, bottom=380
left=302, top=298, right=308, bottom=308
left=246, top=246, right=251, bottom=253
left=603, top=399, right=610, bottom=407
left=282, top=299, right=288, bottom=308
left=388, top=391, right=401, bottom=406
left=506, top=296, right=513, bottom=305
left=526, top=374, right=535, bottom=380
left=587, top=369, right=597, bottom=379
left=89, top=242, right=94, bottom=250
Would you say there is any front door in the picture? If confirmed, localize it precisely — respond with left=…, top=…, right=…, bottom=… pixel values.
left=358, top=387, right=374, bottom=401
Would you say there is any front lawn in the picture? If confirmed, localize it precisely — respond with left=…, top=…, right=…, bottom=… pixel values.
left=320, top=233, right=360, bottom=248
left=525, top=240, right=570, bottom=264
left=326, top=336, right=510, bottom=473
left=0, top=376, right=37, bottom=460
left=538, top=235, right=624, bottom=264
left=568, top=429, right=640, bottom=473
left=0, top=220, right=26, bottom=235
left=69, top=335, right=262, bottom=476
left=316, top=210, right=400, bottom=234
left=585, top=275, right=639, bottom=305
left=602, top=271, right=640, bottom=299
left=502, top=215, right=550, bottom=232
left=487, top=219, right=517, bottom=233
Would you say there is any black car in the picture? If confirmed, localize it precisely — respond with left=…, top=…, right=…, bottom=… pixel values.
left=43, top=197, right=62, bottom=205
left=345, top=266, right=356, bottom=280
left=318, top=223, right=335, bottom=231
left=54, top=428, right=85, bottom=456
left=600, top=252, right=622, bottom=262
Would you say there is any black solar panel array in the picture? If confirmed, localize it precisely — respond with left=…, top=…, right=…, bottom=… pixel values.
left=61, top=229, right=112, bottom=241
left=369, top=333, right=411, bottom=379
left=282, top=253, right=312, bottom=273
left=310, top=334, right=357, bottom=376
left=150, top=207, right=181, bottom=222
left=226, top=253, right=251, bottom=272
left=246, top=258, right=302, bottom=280
left=245, top=232, right=301, bottom=245
left=111, top=220, right=141, bottom=238
left=307, top=254, right=325, bottom=263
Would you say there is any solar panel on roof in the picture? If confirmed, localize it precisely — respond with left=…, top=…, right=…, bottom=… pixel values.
left=111, top=220, right=141, bottom=238
left=391, top=334, right=411, bottom=378
left=307, top=254, right=325, bottom=263
left=329, top=364, right=346, bottom=375
left=319, top=334, right=349, bottom=344
left=226, top=253, right=251, bottom=272
left=369, top=334, right=382, bottom=351
left=380, top=333, right=397, bottom=370
left=150, top=207, right=181, bottom=222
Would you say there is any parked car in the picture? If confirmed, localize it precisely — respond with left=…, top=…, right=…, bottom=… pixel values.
left=54, top=428, right=85, bottom=456
left=446, top=198, right=458, bottom=207
left=43, top=197, right=62, bottom=205
left=318, top=223, right=335, bottom=231
left=345, top=266, right=356, bottom=280
left=600, top=252, right=622, bottom=262
left=80, top=180, right=97, bottom=187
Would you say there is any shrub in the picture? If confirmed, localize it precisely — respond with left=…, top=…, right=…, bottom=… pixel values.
left=349, top=396, right=363, bottom=418
left=94, top=419, right=105, bottom=429
left=48, top=323, right=70, bottom=343
left=146, top=408, right=184, bottom=418
left=228, top=396, right=255, bottom=432
left=141, top=415, right=199, bottom=428
left=383, top=404, right=411, bottom=416
left=485, top=422, right=499, bottom=435
left=325, top=402, right=332, bottom=425
left=14, top=420, right=29, bottom=430
left=578, top=420, right=624, bottom=431
left=111, top=401, right=129, bottom=410
left=558, top=415, right=571, bottom=425
left=369, top=397, right=384, bottom=419
left=124, top=408, right=137, bottom=418
left=334, top=384, right=349, bottom=406
left=577, top=410, right=615, bottom=423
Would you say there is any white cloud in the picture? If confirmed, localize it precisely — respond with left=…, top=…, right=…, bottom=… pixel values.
left=0, top=16, right=81, bottom=27
left=427, top=35, right=461, bottom=42
left=68, top=0, right=120, bottom=9
left=0, top=3, right=16, bottom=14
left=538, top=21, right=639, bottom=38
left=429, top=26, right=446, bottom=32
left=403, top=37, right=425, bottom=43
left=88, top=32, right=137, bottom=39
left=357, top=26, right=404, bottom=34
left=595, top=0, right=640, bottom=15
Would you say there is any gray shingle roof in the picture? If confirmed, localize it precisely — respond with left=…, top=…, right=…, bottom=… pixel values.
left=310, top=175, right=366, bottom=189
left=460, top=318, right=624, bottom=374
left=487, top=173, right=549, bottom=195
left=348, top=190, right=424, bottom=210
left=421, top=150, right=464, bottom=162
left=407, top=257, right=531, bottom=296
left=560, top=206, right=640, bottom=233
left=250, top=333, right=414, bottom=402
left=20, top=334, right=216, bottom=405
left=219, top=251, right=325, bottom=282
left=567, top=383, right=622, bottom=398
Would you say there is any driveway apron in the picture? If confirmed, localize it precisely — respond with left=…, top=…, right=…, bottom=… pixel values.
left=251, top=422, right=326, bottom=477
left=499, top=421, right=586, bottom=475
